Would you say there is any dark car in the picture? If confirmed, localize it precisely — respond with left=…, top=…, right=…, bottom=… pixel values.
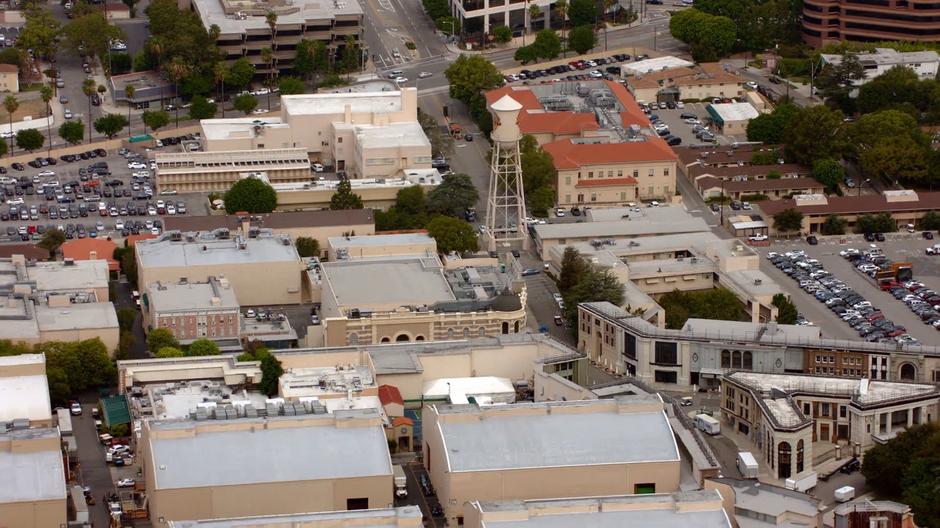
left=875, top=232, right=885, bottom=241
left=11, top=162, right=23, bottom=171
left=420, top=473, right=434, bottom=496
left=666, top=136, right=682, bottom=146
left=806, top=235, right=818, bottom=245
left=840, top=458, right=861, bottom=474
left=430, top=504, right=443, bottom=517
left=864, top=232, right=875, bottom=242
left=924, top=231, right=935, bottom=240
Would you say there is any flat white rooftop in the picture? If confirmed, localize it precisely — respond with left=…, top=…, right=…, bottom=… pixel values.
left=423, top=376, right=516, bottom=404
left=148, top=414, right=392, bottom=489
left=351, top=121, right=431, bottom=150
left=474, top=491, right=731, bottom=528
left=536, top=207, right=709, bottom=240
left=282, top=91, right=405, bottom=117
left=728, top=372, right=939, bottom=406
left=329, top=233, right=434, bottom=250
left=148, top=279, right=240, bottom=313
left=682, top=319, right=820, bottom=342
left=34, top=302, right=119, bottom=332
left=0, top=259, right=109, bottom=292
left=435, top=398, right=678, bottom=472
left=0, top=354, right=51, bottom=423
left=192, top=0, right=362, bottom=35
left=0, top=428, right=66, bottom=504
left=622, top=56, right=694, bottom=75
left=199, top=117, right=288, bottom=141
left=137, top=232, right=300, bottom=268
left=322, top=257, right=456, bottom=308
left=168, top=506, right=424, bottom=528
left=708, top=102, right=759, bottom=123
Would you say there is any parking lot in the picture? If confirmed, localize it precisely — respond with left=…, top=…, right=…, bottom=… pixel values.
left=643, top=102, right=735, bottom=146
left=503, top=53, right=644, bottom=84
left=1, top=139, right=211, bottom=244
left=753, top=234, right=940, bottom=343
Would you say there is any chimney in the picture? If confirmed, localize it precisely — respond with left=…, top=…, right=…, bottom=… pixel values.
left=210, top=296, right=221, bottom=306
left=241, top=217, right=250, bottom=235
left=89, top=250, right=97, bottom=260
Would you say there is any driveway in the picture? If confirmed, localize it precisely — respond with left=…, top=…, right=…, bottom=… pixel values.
left=73, top=396, right=116, bottom=528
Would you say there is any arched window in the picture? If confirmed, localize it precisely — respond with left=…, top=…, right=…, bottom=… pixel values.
left=501, top=322, right=509, bottom=334
left=513, top=321, right=520, bottom=333
left=348, top=333, right=358, bottom=345
left=447, top=328, right=455, bottom=339
left=743, top=351, right=753, bottom=370
left=478, top=327, right=486, bottom=337
left=395, top=334, right=410, bottom=342
left=463, top=328, right=471, bottom=338
left=381, top=337, right=390, bottom=343
left=777, top=442, right=792, bottom=479
left=900, top=363, right=917, bottom=381
left=732, top=350, right=742, bottom=369
left=415, top=335, right=425, bottom=341
left=721, top=350, right=731, bottom=368
left=796, top=439, right=804, bottom=473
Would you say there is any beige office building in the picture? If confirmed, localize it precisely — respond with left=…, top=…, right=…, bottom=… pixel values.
left=273, top=171, right=441, bottom=212
left=423, top=396, right=681, bottom=525
left=117, top=355, right=264, bottom=393
left=143, top=410, right=393, bottom=525
left=200, top=89, right=431, bottom=178
left=155, top=148, right=312, bottom=193
left=311, top=247, right=526, bottom=347
left=464, top=490, right=731, bottom=528
left=168, top=506, right=424, bottom=528
left=136, top=229, right=305, bottom=306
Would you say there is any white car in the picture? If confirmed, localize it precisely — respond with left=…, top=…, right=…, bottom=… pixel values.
left=675, top=101, right=685, bottom=108
left=394, top=76, right=408, bottom=84
left=555, top=208, right=566, bottom=217
left=252, top=88, right=271, bottom=96
left=745, top=81, right=759, bottom=89
left=69, top=402, right=82, bottom=415
left=588, top=70, right=603, bottom=78
left=147, top=206, right=157, bottom=216
left=166, top=204, right=176, bottom=215
left=6, top=198, right=24, bottom=205
left=127, top=162, right=146, bottom=170
left=311, top=163, right=324, bottom=172
left=151, top=226, right=160, bottom=235
left=115, top=218, right=124, bottom=230
left=64, top=109, right=73, bottom=119
left=251, top=108, right=267, bottom=115
left=418, top=71, right=433, bottom=79
left=116, top=478, right=135, bottom=488
left=37, top=169, right=55, bottom=177
left=159, top=189, right=178, bottom=195
left=748, top=234, right=768, bottom=242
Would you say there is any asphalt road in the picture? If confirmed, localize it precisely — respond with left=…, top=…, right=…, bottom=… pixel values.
left=72, top=398, right=116, bottom=528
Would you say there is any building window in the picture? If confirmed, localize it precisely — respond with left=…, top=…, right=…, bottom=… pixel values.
left=624, top=334, right=637, bottom=360
left=608, top=170, right=613, bottom=177
left=664, top=168, right=669, bottom=176
left=840, top=405, right=847, bottom=418
left=822, top=402, right=830, bottom=417
left=732, top=350, right=742, bottom=369
left=796, top=439, right=804, bottom=473
left=633, top=169, right=639, bottom=178
left=654, top=341, right=678, bottom=365
left=654, top=370, right=678, bottom=384
left=565, top=176, right=571, bottom=185
left=777, top=442, right=792, bottom=480
left=588, top=171, right=593, bottom=178
left=648, top=169, right=654, bottom=177
left=743, top=351, right=753, bottom=370
left=634, top=483, right=656, bottom=494
left=618, top=170, right=623, bottom=177
left=346, top=498, right=368, bottom=510
left=721, top=350, right=730, bottom=368
left=803, top=402, right=811, bottom=415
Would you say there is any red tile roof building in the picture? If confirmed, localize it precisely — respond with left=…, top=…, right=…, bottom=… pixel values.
left=61, top=238, right=119, bottom=272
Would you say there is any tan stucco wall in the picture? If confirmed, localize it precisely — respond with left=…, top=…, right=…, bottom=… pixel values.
left=276, top=185, right=434, bottom=213
left=138, top=259, right=304, bottom=307
left=556, top=159, right=676, bottom=206
left=41, top=326, right=119, bottom=356
left=0, top=498, right=66, bottom=528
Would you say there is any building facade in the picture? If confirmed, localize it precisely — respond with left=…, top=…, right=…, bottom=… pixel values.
left=145, top=277, right=241, bottom=343
left=423, top=396, right=681, bottom=526
left=802, top=0, right=940, bottom=46
left=0, top=64, right=19, bottom=93
left=625, top=62, right=743, bottom=104
left=156, top=148, right=312, bottom=193
left=167, top=506, right=425, bottom=528
left=820, top=49, right=940, bottom=82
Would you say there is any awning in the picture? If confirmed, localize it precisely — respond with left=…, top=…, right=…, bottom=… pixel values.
left=699, top=368, right=724, bottom=377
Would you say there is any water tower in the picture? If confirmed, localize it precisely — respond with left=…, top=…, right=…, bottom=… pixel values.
left=484, top=94, right=528, bottom=252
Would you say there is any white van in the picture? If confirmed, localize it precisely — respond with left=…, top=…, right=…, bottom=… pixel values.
left=694, top=414, right=720, bottom=435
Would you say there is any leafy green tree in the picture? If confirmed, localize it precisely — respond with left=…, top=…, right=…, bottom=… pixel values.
left=147, top=328, right=180, bottom=354
left=559, top=247, right=590, bottom=293
left=750, top=149, right=781, bottom=165
left=529, top=186, right=556, bottom=217
left=782, top=105, right=845, bottom=165
left=376, top=186, right=429, bottom=230
left=568, top=24, right=596, bottom=55
left=820, top=214, right=847, bottom=236
left=417, top=108, right=453, bottom=159
left=427, top=216, right=478, bottom=254
left=226, top=58, right=256, bottom=90
left=669, top=8, right=736, bottom=61
left=61, top=12, right=125, bottom=65
left=187, top=338, right=220, bottom=356
left=492, top=25, right=513, bottom=43
left=772, top=293, right=798, bottom=324
left=847, top=110, right=926, bottom=160
left=521, top=135, right=557, bottom=194
left=38, top=228, right=65, bottom=256
left=223, top=178, right=277, bottom=214
left=238, top=345, right=283, bottom=396
left=858, top=66, right=932, bottom=117
left=142, top=110, right=170, bottom=136
left=93, top=113, right=128, bottom=139
left=427, top=173, right=479, bottom=216
left=295, top=237, right=321, bottom=257
left=0, top=138, right=8, bottom=158
left=120, top=249, right=138, bottom=286
left=659, top=288, right=748, bottom=329
left=530, top=29, right=561, bottom=60
left=15, top=128, right=43, bottom=152
left=233, top=93, right=258, bottom=115
left=514, top=45, right=538, bottom=65
left=117, top=308, right=137, bottom=333
left=278, top=76, right=305, bottom=95
left=17, top=7, right=60, bottom=61
left=329, top=179, right=364, bottom=210
left=111, top=52, right=132, bottom=74
left=860, top=136, right=929, bottom=185
left=815, top=52, right=865, bottom=104
left=117, top=331, right=135, bottom=360
left=567, top=0, right=597, bottom=27
left=155, top=346, right=184, bottom=358
left=294, top=39, right=327, bottom=81
left=445, top=54, right=504, bottom=104
left=920, top=211, right=940, bottom=231
left=855, top=213, right=896, bottom=234
left=564, top=269, right=624, bottom=326
left=773, top=208, right=804, bottom=235
left=188, top=95, right=217, bottom=120
left=812, top=158, right=844, bottom=194
left=2, top=95, right=17, bottom=145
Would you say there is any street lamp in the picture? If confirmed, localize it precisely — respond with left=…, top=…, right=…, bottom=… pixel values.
left=858, top=178, right=871, bottom=197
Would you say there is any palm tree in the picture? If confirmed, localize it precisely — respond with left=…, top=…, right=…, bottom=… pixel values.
left=4, top=95, right=18, bottom=156
left=148, top=37, right=166, bottom=106
left=265, top=11, right=278, bottom=52
left=214, top=62, right=227, bottom=118
left=528, top=3, right=541, bottom=42
left=166, top=58, right=191, bottom=129
left=124, top=85, right=135, bottom=137
left=39, top=85, right=52, bottom=155
left=261, top=47, right=274, bottom=111
left=556, top=0, right=568, bottom=56
left=82, top=78, right=96, bottom=143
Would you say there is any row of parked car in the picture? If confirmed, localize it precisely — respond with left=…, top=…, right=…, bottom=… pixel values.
left=842, top=248, right=940, bottom=332
left=505, top=53, right=642, bottom=83
left=768, top=249, right=918, bottom=344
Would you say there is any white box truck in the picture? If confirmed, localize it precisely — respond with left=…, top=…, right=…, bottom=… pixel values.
left=393, top=464, right=407, bottom=499
left=737, top=451, right=759, bottom=479
left=785, top=472, right=818, bottom=493
left=835, top=486, right=855, bottom=503
left=695, top=414, right=721, bottom=435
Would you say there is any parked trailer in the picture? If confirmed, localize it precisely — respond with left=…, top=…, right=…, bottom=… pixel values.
left=736, top=451, right=759, bottom=479
left=785, top=472, right=818, bottom=493
left=835, top=486, right=855, bottom=503
left=393, top=464, right=407, bottom=498
left=695, top=414, right=721, bottom=435
left=56, top=408, right=73, bottom=437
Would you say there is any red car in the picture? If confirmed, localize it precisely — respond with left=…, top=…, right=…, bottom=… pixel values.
left=879, top=281, right=898, bottom=291
left=26, top=225, right=36, bottom=234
